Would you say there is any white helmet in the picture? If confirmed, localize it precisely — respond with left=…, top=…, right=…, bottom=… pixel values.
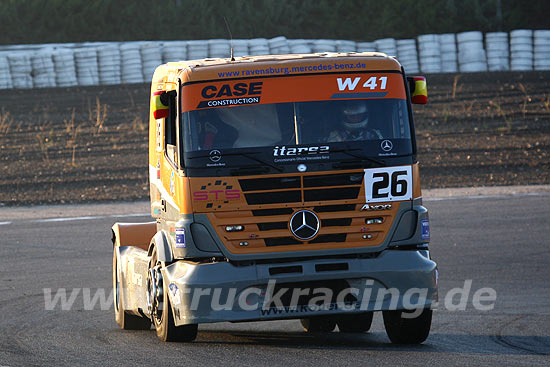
left=341, top=100, right=368, bottom=130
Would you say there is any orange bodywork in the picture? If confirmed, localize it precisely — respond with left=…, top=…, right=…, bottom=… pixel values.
left=112, top=222, right=157, bottom=251
left=147, top=53, right=419, bottom=255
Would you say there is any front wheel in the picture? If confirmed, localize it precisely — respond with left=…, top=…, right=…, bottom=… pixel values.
left=383, top=308, right=432, bottom=344
left=147, top=247, right=198, bottom=342
left=113, top=247, right=151, bottom=330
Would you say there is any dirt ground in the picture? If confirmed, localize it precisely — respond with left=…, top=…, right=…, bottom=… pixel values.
left=0, top=71, right=549, bottom=206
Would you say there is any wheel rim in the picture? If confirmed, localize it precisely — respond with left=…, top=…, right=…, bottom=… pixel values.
left=146, top=265, right=164, bottom=324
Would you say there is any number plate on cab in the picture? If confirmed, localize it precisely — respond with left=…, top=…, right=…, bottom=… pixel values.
left=364, top=166, right=412, bottom=203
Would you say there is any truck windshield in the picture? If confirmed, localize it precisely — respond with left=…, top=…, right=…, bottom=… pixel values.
left=183, top=98, right=412, bottom=154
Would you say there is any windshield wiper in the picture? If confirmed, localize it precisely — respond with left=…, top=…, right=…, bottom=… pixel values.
left=186, top=151, right=283, bottom=173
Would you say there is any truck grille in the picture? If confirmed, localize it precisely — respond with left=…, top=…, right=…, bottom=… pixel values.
left=240, top=172, right=363, bottom=205
left=206, top=170, right=399, bottom=254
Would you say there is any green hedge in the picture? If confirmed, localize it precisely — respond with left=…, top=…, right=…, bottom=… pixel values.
left=1, top=0, right=549, bottom=45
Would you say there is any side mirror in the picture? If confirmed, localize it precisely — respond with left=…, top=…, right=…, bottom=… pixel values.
left=407, top=76, right=428, bottom=104
left=152, top=90, right=176, bottom=119
left=152, top=91, right=169, bottom=119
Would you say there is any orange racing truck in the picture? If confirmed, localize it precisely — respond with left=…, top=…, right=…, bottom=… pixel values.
left=112, top=52, right=437, bottom=343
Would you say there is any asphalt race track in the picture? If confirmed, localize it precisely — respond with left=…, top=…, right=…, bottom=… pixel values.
left=1, top=192, right=549, bottom=366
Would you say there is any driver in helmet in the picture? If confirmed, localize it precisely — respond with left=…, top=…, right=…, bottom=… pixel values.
left=328, top=100, right=383, bottom=142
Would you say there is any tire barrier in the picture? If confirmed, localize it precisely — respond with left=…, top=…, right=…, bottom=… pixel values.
left=74, top=48, right=99, bottom=86
left=288, top=39, right=311, bottom=54
left=312, top=39, right=336, bottom=53
left=534, top=30, right=550, bottom=71
left=336, top=40, right=356, bottom=53
left=418, top=34, right=441, bottom=74
left=0, top=30, right=548, bottom=89
left=53, top=49, right=78, bottom=87
left=510, top=29, right=534, bottom=71
left=31, top=50, right=56, bottom=88
left=98, top=45, right=121, bottom=85
left=375, top=38, right=397, bottom=57
left=248, top=38, right=270, bottom=56
left=8, top=53, right=33, bottom=89
left=457, top=31, right=487, bottom=72
left=231, top=39, right=249, bottom=57
left=397, top=39, right=420, bottom=74
left=356, top=42, right=376, bottom=52
left=162, top=41, right=188, bottom=63
left=187, top=40, right=208, bottom=60
left=0, top=55, right=13, bottom=89
left=140, top=42, right=162, bottom=82
left=268, top=36, right=290, bottom=55
left=120, top=43, right=143, bottom=84
left=209, top=39, right=231, bottom=59
left=486, top=32, right=509, bottom=71
left=439, top=34, right=458, bottom=73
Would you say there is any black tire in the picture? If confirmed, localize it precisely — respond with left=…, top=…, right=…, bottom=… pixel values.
left=383, top=308, right=432, bottom=344
left=149, top=247, right=198, bottom=342
left=337, top=312, right=374, bottom=333
left=113, top=247, right=151, bottom=330
left=300, top=316, right=337, bottom=333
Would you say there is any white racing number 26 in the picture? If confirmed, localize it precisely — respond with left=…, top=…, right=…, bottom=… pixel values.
left=364, top=166, right=412, bottom=203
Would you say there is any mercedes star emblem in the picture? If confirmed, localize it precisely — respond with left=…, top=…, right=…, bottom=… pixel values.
left=209, top=149, right=221, bottom=162
left=290, top=210, right=320, bottom=240
left=380, top=139, right=393, bottom=152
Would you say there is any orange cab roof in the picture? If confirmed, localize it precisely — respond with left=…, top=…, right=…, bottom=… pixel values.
left=164, top=52, right=402, bottom=83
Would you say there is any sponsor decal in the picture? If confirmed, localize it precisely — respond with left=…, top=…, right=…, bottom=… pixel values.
left=364, top=166, right=412, bottom=203
left=169, top=171, right=175, bottom=196
left=197, top=82, right=263, bottom=109
left=182, top=73, right=406, bottom=113
left=215, top=63, right=371, bottom=78
left=193, top=189, right=241, bottom=201
left=201, top=82, right=263, bottom=98
left=169, top=283, right=181, bottom=305
left=273, top=145, right=330, bottom=163
left=421, top=219, right=430, bottom=240
left=156, top=158, right=161, bottom=179
left=156, top=120, right=162, bottom=149
left=331, top=75, right=390, bottom=99
left=198, top=97, right=260, bottom=108
left=360, top=203, right=392, bottom=211
left=273, top=145, right=329, bottom=157
left=175, top=228, right=186, bottom=248
left=336, top=76, right=388, bottom=91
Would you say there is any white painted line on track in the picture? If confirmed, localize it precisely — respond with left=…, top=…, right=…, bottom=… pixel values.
left=424, top=191, right=550, bottom=202
left=37, top=213, right=149, bottom=223
left=109, top=213, right=150, bottom=218
left=3, top=213, right=150, bottom=226
left=33, top=212, right=150, bottom=223
left=35, top=216, right=99, bottom=223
